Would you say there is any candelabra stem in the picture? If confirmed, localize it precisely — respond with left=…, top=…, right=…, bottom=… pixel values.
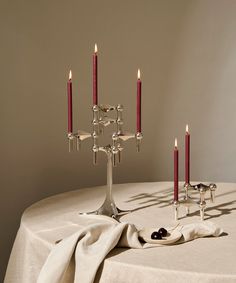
left=79, top=146, right=131, bottom=218
left=105, top=151, right=116, bottom=207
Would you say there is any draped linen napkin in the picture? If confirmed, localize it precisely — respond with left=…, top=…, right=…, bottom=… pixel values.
left=37, top=215, right=223, bottom=283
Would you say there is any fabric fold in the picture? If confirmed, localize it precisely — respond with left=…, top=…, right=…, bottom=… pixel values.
left=37, top=216, right=223, bottom=283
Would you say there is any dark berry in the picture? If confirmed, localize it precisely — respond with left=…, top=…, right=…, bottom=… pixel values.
left=158, top=228, right=167, bottom=237
left=151, top=231, right=162, bottom=240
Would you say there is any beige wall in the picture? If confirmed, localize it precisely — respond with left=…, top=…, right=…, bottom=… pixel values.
left=1, top=0, right=236, bottom=280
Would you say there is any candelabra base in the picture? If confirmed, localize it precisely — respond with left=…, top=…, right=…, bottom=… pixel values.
left=79, top=205, right=131, bottom=219
left=79, top=147, right=132, bottom=219
left=79, top=209, right=131, bottom=219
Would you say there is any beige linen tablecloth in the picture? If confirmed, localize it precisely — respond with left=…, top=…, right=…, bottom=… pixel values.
left=36, top=216, right=222, bottom=283
left=4, top=182, right=236, bottom=282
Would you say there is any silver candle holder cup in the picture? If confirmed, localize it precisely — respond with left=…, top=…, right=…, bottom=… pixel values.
left=67, top=103, right=143, bottom=218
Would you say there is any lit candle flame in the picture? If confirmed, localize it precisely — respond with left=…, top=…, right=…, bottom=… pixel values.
left=137, top=69, right=141, bottom=80
left=94, top=43, right=98, bottom=53
left=186, top=124, right=189, bottom=133
left=69, top=70, right=72, bottom=80
left=175, top=138, right=178, bottom=148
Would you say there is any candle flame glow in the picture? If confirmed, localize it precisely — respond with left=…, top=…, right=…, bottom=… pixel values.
left=69, top=70, right=72, bottom=80
left=186, top=124, right=189, bottom=133
left=137, top=69, right=141, bottom=79
left=175, top=138, right=178, bottom=148
left=94, top=43, right=98, bottom=53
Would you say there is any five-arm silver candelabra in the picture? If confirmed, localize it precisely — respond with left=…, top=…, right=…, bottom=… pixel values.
left=173, top=182, right=217, bottom=221
left=67, top=103, right=143, bottom=218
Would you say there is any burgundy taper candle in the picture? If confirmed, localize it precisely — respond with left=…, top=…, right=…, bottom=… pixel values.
left=174, top=138, right=179, bottom=201
left=137, top=69, right=142, bottom=133
left=185, top=124, right=190, bottom=184
left=67, top=70, right=73, bottom=133
left=93, top=44, right=98, bottom=105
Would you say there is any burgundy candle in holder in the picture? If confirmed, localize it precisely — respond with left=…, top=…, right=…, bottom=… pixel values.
left=93, top=44, right=98, bottom=105
left=185, top=124, right=190, bottom=184
left=174, top=138, right=179, bottom=201
left=137, top=69, right=142, bottom=133
left=67, top=70, right=73, bottom=133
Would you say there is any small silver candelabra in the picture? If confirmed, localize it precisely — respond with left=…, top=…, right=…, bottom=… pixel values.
left=67, top=104, right=143, bottom=218
left=173, top=183, right=217, bottom=221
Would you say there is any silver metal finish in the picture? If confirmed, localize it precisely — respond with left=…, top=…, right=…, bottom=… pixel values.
left=173, top=200, right=180, bottom=221
left=80, top=146, right=131, bottom=217
left=173, top=182, right=217, bottom=221
left=67, top=133, right=74, bottom=152
left=67, top=103, right=143, bottom=218
left=136, top=132, right=143, bottom=152
left=198, top=187, right=207, bottom=221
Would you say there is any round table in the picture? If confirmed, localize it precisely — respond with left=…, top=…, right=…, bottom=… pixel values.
left=4, top=182, right=236, bottom=283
